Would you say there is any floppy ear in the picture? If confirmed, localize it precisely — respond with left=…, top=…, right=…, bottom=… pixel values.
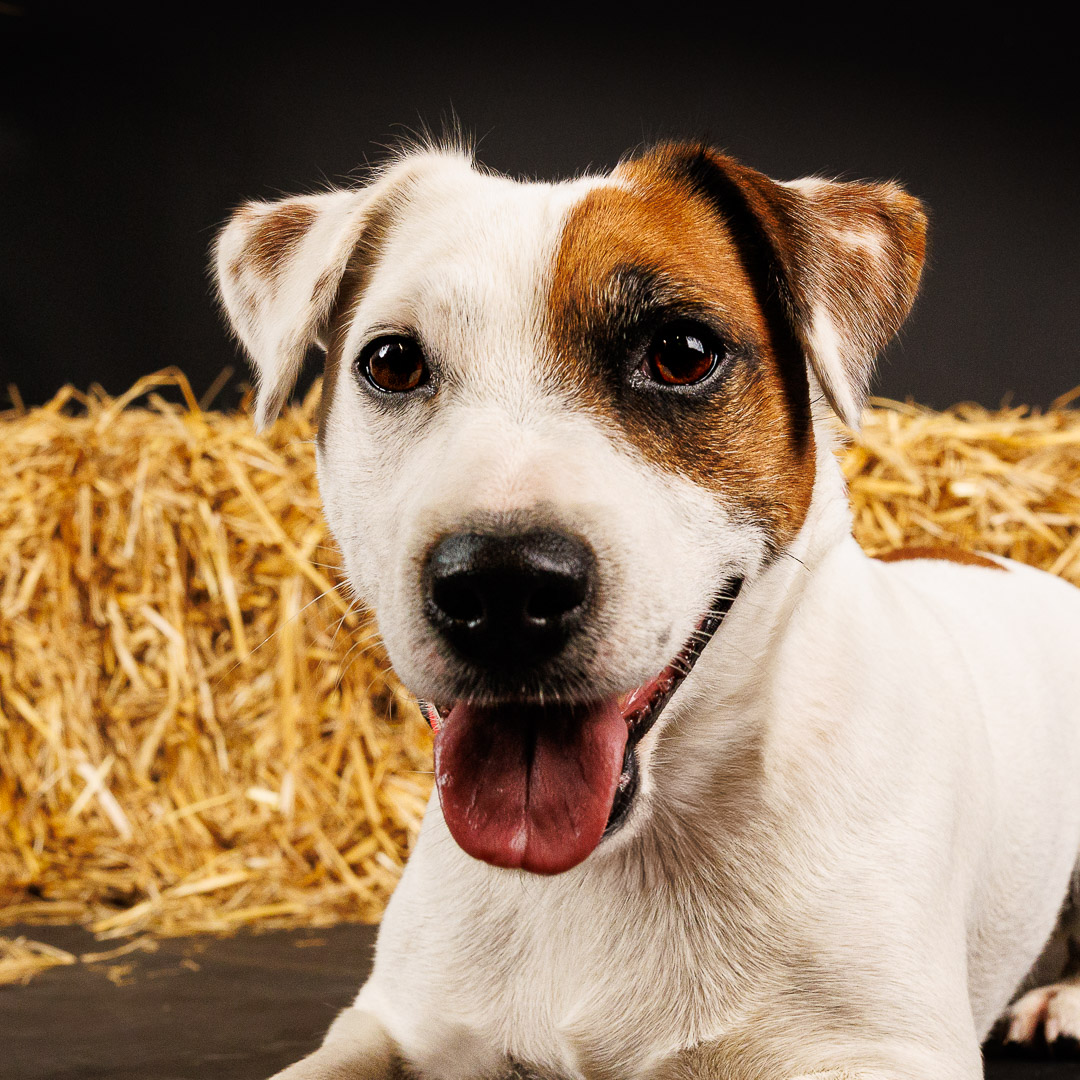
left=761, top=168, right=927, bottom=428
left=213, top=187, right=379, bottom=429
left=660, top=147, right=928, bottom=428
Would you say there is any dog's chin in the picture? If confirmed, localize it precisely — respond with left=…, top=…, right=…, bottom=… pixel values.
left=419, top=579, right=743, bottom=876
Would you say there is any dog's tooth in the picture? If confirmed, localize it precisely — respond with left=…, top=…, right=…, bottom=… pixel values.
left=417, top=700, right=442, bottom=734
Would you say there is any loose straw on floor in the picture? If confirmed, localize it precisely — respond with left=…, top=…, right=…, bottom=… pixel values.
left=1, top=371, right=1078, bottom=983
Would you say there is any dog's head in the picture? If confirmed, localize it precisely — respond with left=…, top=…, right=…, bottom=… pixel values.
left=215, top=142, right=926, bottom=875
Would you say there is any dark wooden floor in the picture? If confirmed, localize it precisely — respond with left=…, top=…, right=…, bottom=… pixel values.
left=1, top=923, right=1077, bottom=1079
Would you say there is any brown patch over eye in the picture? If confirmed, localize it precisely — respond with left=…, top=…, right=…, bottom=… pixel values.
left=647, top=322, right=723, bottom=386
left=545, top=151, right=818, bottom=556
left=360, top=336, right=429, bottom=393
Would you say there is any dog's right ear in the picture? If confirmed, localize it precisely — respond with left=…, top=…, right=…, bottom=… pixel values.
left=214, top=187, right=380, bottom=430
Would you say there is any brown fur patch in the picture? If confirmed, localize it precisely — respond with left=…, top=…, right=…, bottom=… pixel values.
left=547, top=147, right=817, bottom=554
left=244, top=201, right=318, bottom=280
left=315, top=199, right=400, bottom=441
left=874, top=546, right=1005, bottom=571
left=787, top=178, right=927, bottom=414
left=635, top=146, right=927, bottom=425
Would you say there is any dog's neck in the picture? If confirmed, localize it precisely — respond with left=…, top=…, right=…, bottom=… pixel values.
left=795, top=386, right=860, bottom=569
left=713, top=400, right=856, bottom=679
left=641, top=400, right=859, bottom=818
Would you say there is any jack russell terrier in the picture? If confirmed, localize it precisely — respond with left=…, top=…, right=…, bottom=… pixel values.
left=215, top=141, right=1080, bottom=1079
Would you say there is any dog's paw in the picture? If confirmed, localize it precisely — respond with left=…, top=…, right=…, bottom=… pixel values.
left=1003, top=981, right=1080, bottom=1044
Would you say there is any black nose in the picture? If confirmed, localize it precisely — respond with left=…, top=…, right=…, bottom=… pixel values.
left=424, top=529, right=594, bottom=670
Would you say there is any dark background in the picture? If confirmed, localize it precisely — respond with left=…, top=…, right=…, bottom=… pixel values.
left=1, top=8, right=1077, bottom=412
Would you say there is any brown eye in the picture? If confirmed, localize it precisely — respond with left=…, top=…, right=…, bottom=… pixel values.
left=360, top=336, right=429, bottom=393
left=647, top=323, right=723, bottom=386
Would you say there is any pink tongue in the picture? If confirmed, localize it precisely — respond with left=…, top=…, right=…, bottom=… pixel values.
left=434, top=698, right=628, bottom=875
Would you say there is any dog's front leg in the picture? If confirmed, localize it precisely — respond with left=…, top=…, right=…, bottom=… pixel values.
left=268, top=1007, right=405, bottom=1080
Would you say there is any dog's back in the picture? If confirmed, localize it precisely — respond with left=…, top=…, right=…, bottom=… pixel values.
left=865, top=550, right=1080, bottom=1031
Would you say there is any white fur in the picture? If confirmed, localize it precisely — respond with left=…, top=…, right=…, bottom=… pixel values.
left=214, top=149, right=1080, bottom=1080
left=836, top=228, right=886, bottom=259
left=805, top=306, right=863, bottom=430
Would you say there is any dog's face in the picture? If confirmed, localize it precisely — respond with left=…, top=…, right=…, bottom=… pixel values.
left=216, top=143, right=926, bottom=876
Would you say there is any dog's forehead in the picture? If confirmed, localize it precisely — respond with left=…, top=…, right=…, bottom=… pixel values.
left=355, top=153, right=765, bottom=386
left=356, top=159, right=609, bottom=345
left=549, top=156, right=766, bottom=342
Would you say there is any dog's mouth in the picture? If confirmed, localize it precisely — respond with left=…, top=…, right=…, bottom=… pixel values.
left=418, top=579, right=743, bottom=876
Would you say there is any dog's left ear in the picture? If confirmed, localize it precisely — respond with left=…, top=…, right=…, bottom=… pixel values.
left=214, top=189, right=376, bottom=429
left=658, top=147, right=928, bottom=428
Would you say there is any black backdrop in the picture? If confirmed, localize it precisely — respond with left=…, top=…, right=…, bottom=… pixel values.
left=1, top=9, right=1077, bottom=411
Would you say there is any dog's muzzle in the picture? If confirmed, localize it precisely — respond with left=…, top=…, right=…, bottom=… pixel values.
left=418, top=527, right=743, bottom=877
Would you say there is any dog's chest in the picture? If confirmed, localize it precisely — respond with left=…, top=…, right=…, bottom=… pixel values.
left=380, top=819, right=797, bottom=1079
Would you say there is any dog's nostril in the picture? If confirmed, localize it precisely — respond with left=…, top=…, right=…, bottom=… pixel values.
left=424, top=528, right=595, bottom=669
left=432, top=577, right=486, bottom=627
left=524, top=580, right=586, bottom=623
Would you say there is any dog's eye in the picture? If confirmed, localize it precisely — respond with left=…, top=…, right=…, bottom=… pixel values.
left=646, top=323, right=724, bottom=386
left=359, top=336, right=430, bottom=394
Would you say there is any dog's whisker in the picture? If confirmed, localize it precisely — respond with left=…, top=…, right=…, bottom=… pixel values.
left=213, top=585, right=355, bottom=689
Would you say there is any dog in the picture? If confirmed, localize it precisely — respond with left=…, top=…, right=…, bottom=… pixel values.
left=214, top=140, right=1080, bottom=1079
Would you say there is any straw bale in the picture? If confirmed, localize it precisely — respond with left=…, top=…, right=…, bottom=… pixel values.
left=1, top=370, right=1078, bottom=986
left=0, top=934, right=77, bottom=984
left=846, top=388, right=1080, bottom=579
left=1, top=371, right=431, bottom=968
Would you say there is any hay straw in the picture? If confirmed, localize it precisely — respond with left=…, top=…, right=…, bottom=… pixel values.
left=846, top=389, right=1080, bottom=579
left=0, top=934, right=77, bottom=985
left=1, top=370, right=1078, bottom=985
